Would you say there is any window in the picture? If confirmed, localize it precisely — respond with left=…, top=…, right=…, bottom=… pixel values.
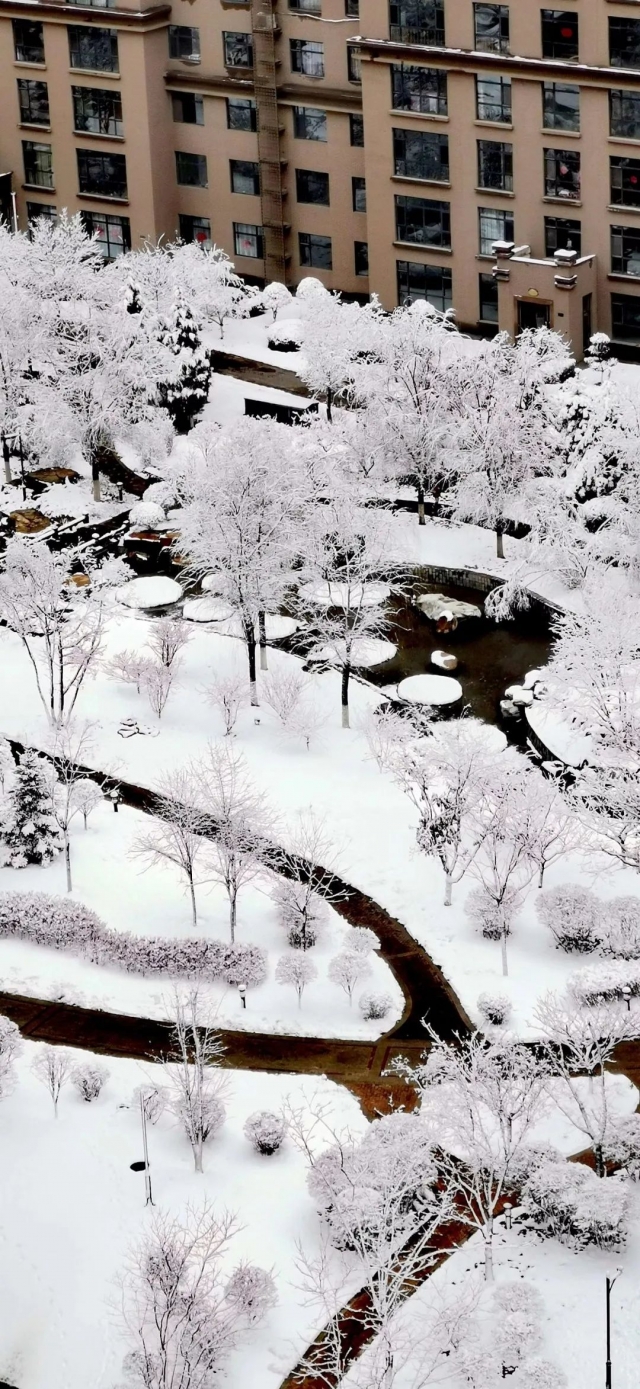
left=17, top=80, right=49, bottom=126
left=296, top=168, right=330, bottom=204
left=179, top=214, right=211, bottom=247
left=474, top=4, right=509, bottom=54
left=476, top=76, right=511, bottom=122
left=227, top=97, right=257, bottom=131
left=391, top=64, right=447, bottom=114
left=77, top=148, right=127, bottom=197
left=395, top=194, right=450, bottom=246
left=543, top=82, right=580, bottom=132
left=290, top=0, right=321, bottom=11
left=611, top=226, right=640, bottom=276
left=169, top=26, right=200, bottom=61
left=544, top=147, right=580, bottom=199
left=348, top=46, right=362, bottom=82
left=293, top=107, right=327, bottom=140
left=611, top=292, right=640, bottom=339
left=350, top=114, right=364, bottom=146
left=68, top=27, right=118, bottom=73
left=352, top=176, right=366, bottom=211
left=544, top=215, right=581, bottom=256
left=478, top=206, right=514, bottom=254
left=26, top=201, right=56, bottom=224
left=389, top=1, right=445, bottom=46
left=22, top=141, right=53, bottom=188
left=223, top=32, right=253, bottom=67
left=611, top=156, right=640, bottom=207
left=355, top=241, right=369, bottom=276
left=479, top=272, right=498, bottom=322
left=231, top=159, right=260, bottom=194
left=393, top=128, right=449, bottom=180
left=290, top=40, right=324, bottom=77
left=81, top=210, right=130, bottom=258
left=345, top=0, right=359, bottom=15
left=234, top=222, right=264, bottom=258
left=477, top=140, right=513, bottom=190
left=397, top=260, right=452, bottom=310
left=610, top=90, right=640, bottom=140
left=73, top=87, right=123, bottom=137
left=13, top=20, right=44, bottom=65
left=610, top=19, right=640, bottom=70
left=171, top=93, right=204, bottom=126
left=299, top=232, right=332, bottom=268
left=175, top=151, right=208, bottom=187
left=541, top=11, right=578, bottom=61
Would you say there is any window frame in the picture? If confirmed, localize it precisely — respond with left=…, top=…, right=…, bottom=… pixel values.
left=478, top=205, right=514, bottom=254
left=81, top=209, right=131, bottom=258
left=68, top=25, right=119, bottom=73
left=223, top=31, right=253, bottom=68
left=73, top=85, right=123, bottom=137
left=295, top=167, right=330, bottom=205
left=179, top=214, right=212, bottom=247
left=354, top=240, right=369, bottom=276
left=611, top=291, right=640, bottom=339
left=544, top=146, right=581, bottom=200
left=226, top=97, right=257, bottom=131
left=230, top=158, right=260, bottom=195
left=299, top=231, right=333, bottom=269
left=609, top=18, right=640, bottom=71
left=290, top=39, right=325, bottom=77
left=389, top=1, right=445, bottom=46
left=479, top=271, right=499, bottom=322
left=473, top=4, right=510, bottom=55
left=610, top=89, right=640, bottom=140
left=293, top=106, right=328, bottom=141
left=542, top=81, right=580, bottom=132
left=233, top=221, right=265, bottom=258
left=396, top=258, right=452, bottom=311
left=13, top=19, right=45, bottom=65
left=395, top=193, right=451, bottom=248
left=352, top=175, right=367, bottom=211
left=77, top=146, right=127, bottom=198
left=544, top=215, right=581, bottom=256
left=17, top=78, right=50, bottom=127
left=393, top=127, right=450, bottom=181
left=477, top=139, right=514, bottom=191
left=22, top=139, right=53, bottom=189
left=476, top=75, right=512, bottom=123
left=391, top=64, right=447, bottom=115
left=175, top=149, right=208, bottom=188
left=541, top=10, right=579, bottom=62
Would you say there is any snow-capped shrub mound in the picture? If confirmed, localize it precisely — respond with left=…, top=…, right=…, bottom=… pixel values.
left=517, top=1362, right=567, bottom=1389
left=522, top=1160, right=629, bottom=1248
left=262, top=282, right=293, bottom=319
left=600, top=897, right=640, bottom=959
left=536, top=885, right=602, bottom=953
left=295, top=277, right=329, bottom=303
left=72, top=1063, right=109, bottom=1102
left=224, top=1264, right=277, bottom=1324
left=343, top=926, right=379, bottom=955
left=477, top=992, right=512, bottom=1027
left=603, top=1115, right=640, bottom=1179
left=358, top=991, right=392, bottom=1021
left=0, top=893, right=104, bottom=952
left=567, top=959, right=640, bottom=1006
left=143, top=480, right=177, bottom=510
left=128, top=500, right=166, bottom=532
left=244, top=1110, right=286, bottom=1155
left=267, top=318, right=303, bottom=351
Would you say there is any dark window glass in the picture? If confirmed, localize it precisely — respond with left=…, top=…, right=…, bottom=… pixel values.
left=345, top=0, right=359, bottom=15
left=290, top=39, right=324, bottom=76
left=348, top=46, right=361, bottom=82
left=168, top=26, right=200, bottom=60
left=73, top=87, right=123, bottom=137
left=477, top=139, right=513, bottom=190
left=68, top=27, right=118, bottom=73
left=293, top=107, right=327, bottom=140
left=299, top=232, right=332, bottom=268
left=234, top=222, right=264, bottom=258
left=227, top=97, right=257, bottom=131
left=355, top=240, right=369, bottom=275
left=610, top=19, right=640, bottom=70
left=171, top=93, right=204, bottom=125
left=17, top=80, right=49, bottom=126
left=13, top=20, right=44, bottom=65
left=393, top=128, right=449, bottom=180
left=543, top=82, right=580, bottom=132
left=22, top=141, right=53, bottom=188
left=179, top=214, right=211, bottom=246
left=544, top=147, right=580, bottom=199
left=396, top=259, right=452, bottom=310
left=395, top=194, right=450, bottom=246
left=26, top=201, right=56, bottom=224
left=611, top=156, right=640, bottom=207
left=611, top=225, right=640, bottom=276
left=611, top=292, right=640, bottom=338
left=610, top=90, right=640, bottom=140
left=231, top=159, right=260, bottom=194
left=350, top=114, right=364, bottom=146
left=544, top=215, right=581, bottom=255
left=296, top=168, right=330, bottom=203
left=476, top=76, right=511, bottom=122
left=224, top=32, right=253, bottom=67
left=389, top=1, right=445, bottom=46
left=352, top=176, right=367, bottom=211
left=391, top=64, right=447, bottom=114
left=474, top=4, right=510, bottom=54
left=77, top=148, right=127, bottom=197
left=478, top=206, right=514, bottom=253
left=81, top=210, right=130, bottom=258
left=175, top=151, right=208, bottom=187
left=289, top=0, right=322, bottom=11
left=541, top=11, right=578, bottom=61
left=479, top=272, right=498, bottom=321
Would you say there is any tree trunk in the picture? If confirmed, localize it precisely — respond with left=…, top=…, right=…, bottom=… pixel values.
left=341, top=665, right=350, bottom=729
left=194, top=1137, right=203, bottom=1174
left=326, top=388, right=333, bottom=423
left=230, top=890, right=237, bottom=944
left=501, top=929, right=509, bottom=977
left=245, top=622, right=258, bottom=706
left=417, top=481, right=426, bottom=526
left=444, top=872, right=452, bottom=907
left=64, top=834, right=72, bottom=894
left=595, top=1142, right=605, bottom=1178
left=2, top=440, right=11, bottom=486
left=258, top=610, right=268, bottom=671
left=496, top=527, right=505, bottom=560
left=538, top=862, right=545, bottom=889
left=91, top=459, right=101, bottom=503
left=484, top=1220, right=494, bottom=1281
left=189, top=875, right=197, bottom=927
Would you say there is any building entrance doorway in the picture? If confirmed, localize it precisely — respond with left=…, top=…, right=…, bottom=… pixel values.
left=517, top=299, right=551, bottom=332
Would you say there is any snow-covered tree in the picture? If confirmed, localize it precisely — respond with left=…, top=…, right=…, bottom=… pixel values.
left=194, top=744, right=268, bottom=943
left=205, top=668, right=247, bottom=737
left=70, top=777, right=104, bottom=830
left=131, top=770, right=211, bottom=928
left=328, top=950, right=372, bottom=1005
left=297, top=286, right=381, bottom=421
left=0, top=1014, right=23, bottom=1098
left=72, top=1062, right=108, bottom=1101
left=269, top=811, right=340, bottom=950
left=44, top=721, right=98, bottom=892
left=275, top=953, right=318, bottom=1007
left=156, top=296, right=212, bottom=434
left=466, top=754, right=544, bottom=974
left=261, top=669, right=326, bottom=747
left=261, top=281, right=293, bottom=320
left=3, top=749, right=63, bottom=868
left=547, top=571, right=640, bottom=762
left=143, top=661, right=174, bottom=720
left=163, top=991, right=226, bottom=1174
left=148, top=616, right=192, bottom=670
left=31, top=1044, right=73, bottom=1117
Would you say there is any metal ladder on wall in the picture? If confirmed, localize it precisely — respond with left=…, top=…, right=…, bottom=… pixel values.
left=251, top=0, right=288, bottom=284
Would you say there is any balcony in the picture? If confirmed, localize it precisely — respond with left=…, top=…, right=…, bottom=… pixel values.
left=389, top=25, right=445, bottom=46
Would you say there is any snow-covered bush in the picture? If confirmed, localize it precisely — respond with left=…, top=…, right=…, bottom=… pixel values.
left=72, top=1062, right=109, bottom=1102
left=493, top=1281, right=543, bottom=1368
left=129, top=500, right=166, bottom=532
left=522, top=1159, right=629, bottom=1248
left=516, top=1360, right=567, bottom=1389
left=477, top=992, right=512, bottom=1027
left=465, top=888, right=512, bottom=941
left=603, top=1114, right=640, bottom=1179
left=275, top=953, right=318, bottom=1006
left=70, top=777, right=103, bottom=829
left=536, top=885, right=602, bottom=953
left=244, top=1110, right=286, bottom=1155
left=267, top=318, right=303, bottom=351
left=567, top=959, right=640, bottom=1006
left=343, top=926, right=379, bottom=954
left=143, top=480, right=177, bottom=510
left=2, top=750, right=63, bottom=867
left=600, top=897, right=640, bottom=959
left=0, top=1014, right=23, bottom=1097
left=224, top=1263, right=277, bottom=1324
left=328, top=950, right=372, bottom=1005
left=273, top=877, right=326, bottom=950
left=262, top=282, right=293, bottom=320
left=358, top=991, right=392, bottom=1021
left=133, top=1083, right=168, bottom=1124
left=0, top=739, right=15, bottom=793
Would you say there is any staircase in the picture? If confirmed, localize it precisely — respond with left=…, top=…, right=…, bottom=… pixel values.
left=251, top=0, right=288, bottom=284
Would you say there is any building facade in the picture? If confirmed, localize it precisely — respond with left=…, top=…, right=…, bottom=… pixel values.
left=2, top=0, right=640, bottom=356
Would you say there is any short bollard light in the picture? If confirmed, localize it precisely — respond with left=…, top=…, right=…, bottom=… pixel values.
left=503, top=1201, right=512, bottom=1231
left=621, top=985, right=631, bottom=1013
left=238, top=983, right=247, bottom=1009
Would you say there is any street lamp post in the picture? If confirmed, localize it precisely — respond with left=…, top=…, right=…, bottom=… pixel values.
left=605, top=1270, right=622, bottom=1389
left=140, top=1090, right=154, bottom=1206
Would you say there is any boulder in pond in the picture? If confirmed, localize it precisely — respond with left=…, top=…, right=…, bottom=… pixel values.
left=415, top=593, right=482, bottom=624
left=431, top=650, right=458, bottom=671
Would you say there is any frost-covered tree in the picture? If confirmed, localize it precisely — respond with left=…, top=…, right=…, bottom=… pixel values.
left=131, top=769, right=211, bottom=928
left=0, top=1014, right=23, bottom=1098
left=72, top=1062, right=109, bottom=1101
left=70, top=777, right=104, bottom=830
left=194, top=744, right=269, bottom=943
left=547, top=572, right=640, bottom=763
left=3, top=749, right=63, bottom=868
left=143, top=662, right=174, bottom=720
left=275, top=953, right=318, bottom=1008
left=31, top=1044, right=73, bottom=1117
left=466, top=754, right=544, bottom=975
left=205, top=668, right=247, bottom=737
left=261, top=669, right=326, bottom=746
left=270, top=811, right=340, bottom=950
left=156, top=296, right=212, bottom=434
left=328, top=950, right=372, bottom=1005
left=148, top=616, right=192, bottom=670
left=163, top=991, right=226, bottom=1174
left=296, top=282, right=380, bottom=421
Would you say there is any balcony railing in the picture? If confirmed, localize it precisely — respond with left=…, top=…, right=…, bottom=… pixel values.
left=389, top=25, right=445, bottom=46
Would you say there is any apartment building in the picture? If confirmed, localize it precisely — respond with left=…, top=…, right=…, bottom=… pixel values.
left=2, top=0, right=640, bottom=356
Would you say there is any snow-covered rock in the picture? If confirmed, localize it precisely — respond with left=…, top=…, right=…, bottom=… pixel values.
left=183, top=596, right=236, bottom=623
left=128, top=500, right=167, bottom=532
left=505, top=684, right=534, bottom=707
left=267, top=318, right=303, bottom=351
left=299, top=580, right=391, bottom=609
left=116, top=576, right=182, bottom=610
left=431, top=650, right=458, bottom=671
left=415, top=593, right=482, bottom=622
left=397, top=674, right=463, bottom=706
left=311, top=638, right=397, bottom=668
